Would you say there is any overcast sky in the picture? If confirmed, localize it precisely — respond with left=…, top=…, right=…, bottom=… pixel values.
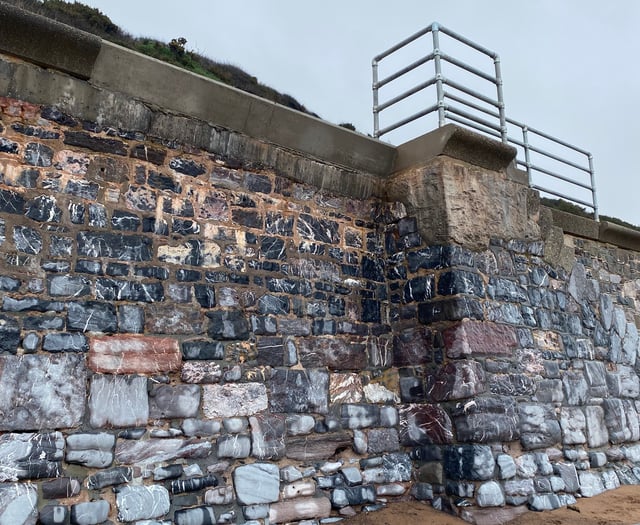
left=80, top=0, right=640, bottom=226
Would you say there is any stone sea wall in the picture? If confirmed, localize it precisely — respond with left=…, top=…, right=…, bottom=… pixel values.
left=2, top=8, right=640, bottom=523
left=3, top=89, right=640, bottom=525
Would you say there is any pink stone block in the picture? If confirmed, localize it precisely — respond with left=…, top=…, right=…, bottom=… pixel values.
left=89, top=335, right=181, bottom=374
left=444, top=320, right=518, bottom=358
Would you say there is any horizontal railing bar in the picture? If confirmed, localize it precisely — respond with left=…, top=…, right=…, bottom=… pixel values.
left=529, top=164, right=594, bottom=190
left=531, top=185, right=596, bottom=210
left=440, top=53, right=496, bottom=83
left=445, top=113, right=502, bottom=138
left=375, top=54, right=435, bottom=89
left=377, top=104, right=439, bottom=137
left=438, top=24, right=498, bottom=58
left=446, top=106, right=502, bottom=133
left=444, top=92, right=501, bottom=119
left=505, top=117, right=591, bottom=156
left=525, top=144, right=590, bottom=173
left=444, top=79, right=501, bottom=108
left=373, top=25, right=434, bottom=63
left=376, top=78, right=437, bottom=112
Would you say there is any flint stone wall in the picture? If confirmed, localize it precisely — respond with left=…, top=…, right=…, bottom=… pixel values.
left=2, top=14, right=640, bottom=524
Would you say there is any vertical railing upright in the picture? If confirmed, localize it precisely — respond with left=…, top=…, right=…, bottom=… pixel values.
left=431, top=23, right=446, bottom=128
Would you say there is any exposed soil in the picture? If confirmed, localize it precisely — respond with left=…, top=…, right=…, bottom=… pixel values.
left=344, top=486, right=640, bottom=524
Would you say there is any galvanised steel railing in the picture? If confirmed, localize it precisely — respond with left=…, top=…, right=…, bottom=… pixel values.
left=372, top=22, right=599, bottom=220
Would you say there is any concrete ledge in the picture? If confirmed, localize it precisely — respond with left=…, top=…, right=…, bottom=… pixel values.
left=0, top=3, right=101, bottom=79
left=548, top=208, right=600, bottom=240
left=599, top=221, right=640, bottom=251
left=92, top=42, right=396, bottom=177
left=394, top=124, right=517, bottom=174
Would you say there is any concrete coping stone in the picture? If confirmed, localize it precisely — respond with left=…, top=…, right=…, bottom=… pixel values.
left=393, top=124, right=518, bottom=174
left=549, top=207, right=640, bottom=251
left=0, top=2, right=101, bottom=79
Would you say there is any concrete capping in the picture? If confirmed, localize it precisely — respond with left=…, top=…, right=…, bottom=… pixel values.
left=548, top=208, right=600, bottom=240
left=393, top=124, right=517, bottom=174
left=598, top=221, right=640, bottom=251
left=0, top=2, right=101, bottom=79
left=547, top=207, right=640, bottom=251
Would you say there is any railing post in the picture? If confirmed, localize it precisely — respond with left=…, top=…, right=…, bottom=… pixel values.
left=372, top=59, right=380, bottom=138
left=522, top=126, right=532, bottom=184
left=589, top=154, right=599, bottom=221
left=431, top=23, right=446, bottom=128
left=493, top=56, right=507, bottom=143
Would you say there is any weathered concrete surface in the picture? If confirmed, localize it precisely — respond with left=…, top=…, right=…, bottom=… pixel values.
left=387, top=156, right=541, bottom=250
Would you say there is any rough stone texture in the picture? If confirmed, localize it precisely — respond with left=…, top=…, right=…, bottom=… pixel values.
left=202, top=383, right=267, bottom=418
left=70, top=500, right=110, bottom=525
left=233, top=463, right=280, bottom=505
left=88, top=335, right=181, bottom=374
left=88, top=375, right=148, bottom=428
left=149, top=384, right=201, bottom=419
left=443, top=320, right=518, bottom=358
left=66, top=433, right=115, bottom=468
left=115, top=438, right=211, bottom=465
left=0, top=483, right=37, bottom=524
left=0, top=354, right=86, bottom=430
left=269, top=496, right=332, bottom=524
left=115, top=485, right=170, bottom=522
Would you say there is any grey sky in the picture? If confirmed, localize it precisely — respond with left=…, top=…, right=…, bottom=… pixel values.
left=80, top=0, right=640, bottom=225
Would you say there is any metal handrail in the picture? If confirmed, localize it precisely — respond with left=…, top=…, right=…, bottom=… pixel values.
left=372, top=22, right=599, bottom=221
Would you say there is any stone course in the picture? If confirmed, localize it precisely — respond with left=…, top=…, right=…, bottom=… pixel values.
left=2, top=49, right=640, bottom=524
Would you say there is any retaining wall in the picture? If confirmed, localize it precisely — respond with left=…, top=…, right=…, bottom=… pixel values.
left=2, top=4, right=640, bottom=525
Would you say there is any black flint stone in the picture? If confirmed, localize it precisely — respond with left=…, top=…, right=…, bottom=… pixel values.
left=96, top=278, right=164, bottom=303
left=257, top=336, right=284, bottom=366
left=42, top=333, right=88, bottom=352
left=111, top=210, right=141, bottom=231
left=0, top=188, right=25, bottom=214
left=76, top=260, right=102, bottom=275
left=172, top=218, right=200, bottom=235
left=148, top=170, right=181, bottom=193
left=24, top=143, right=53, bottom=167
left=0, top=314, right=20, bottom=353
left=11, top=123, right=60, bottom=139
left=0, top=276, right=20, bottom=291
left=194, top=285, right=216, bottom=308
left=23, top=315, right=64, bottom=330
left=87, top=467, right=133, bottom=489
left=3, top=297, right=64, bottom=312
left=170, top=474, right=218, bottom=494
left=69, top=202, right=85, bottom=224
left=207, top=310, right=249, bottom=340
left=106, top=263, right=129, bottom=276
left=361, top=256, right=385, bottom=283
left=14, top=226, right=43, bottom=254
left=361, top=299, right=381, bottom=323
left=142, top=217, right=169, bottom=235
left=232, top=209, right=263, bottom=229
left=182, top=340, right=225, bottom=360
left=174, top=506, right=217, bottom=525
left=25, top=196, right=62, bottom=222
left=404, top=276, right=435, bottom=302
left=118, top=305, right=144, bottom=333
left=89, top=204, right=108, bottom=228
left=67, top=301, right=117, bottom=333
left=260, top=237, right=286, bottom=260
left=177, top=269, right=201, bottom=281
left=297, top=213, right=339, bottom=244
left=130, top=144, right=166, bottom=165
left=134, top=266, right=169, bottom=280
left=170, top=158, right=206, bottom=176
left=257, top=294, right=289, bottom=315
left=78, top=232, right=152, bottom=261
left=418, top=297, right=484, bottom=324
left=65, top=180, right=99, bottom=200
left=64, top=131, right=127, bottom=155
left=41, top=106, right=77, bottom=127
left=0, top=137, right=18, bottom=153
left=438, top=270, right=485, bottom=297
left=16, top=459, right=61, bottom=479
left=42, top=478, right=79, bottom=499
left=244, top=172, right=272, bottom=193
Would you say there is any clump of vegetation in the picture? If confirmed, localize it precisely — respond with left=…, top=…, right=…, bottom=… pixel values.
left=6, top=0, right=315, bottom=115
left=541, top=197, right=640, bottom=232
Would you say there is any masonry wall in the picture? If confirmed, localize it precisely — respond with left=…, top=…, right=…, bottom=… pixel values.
left=3, top=5, right=640, bottom=525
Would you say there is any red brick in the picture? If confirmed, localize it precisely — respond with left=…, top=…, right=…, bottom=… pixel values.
left=443, top=320, right=518, bottom=358
left=89, top=335, right=181, bottom=374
